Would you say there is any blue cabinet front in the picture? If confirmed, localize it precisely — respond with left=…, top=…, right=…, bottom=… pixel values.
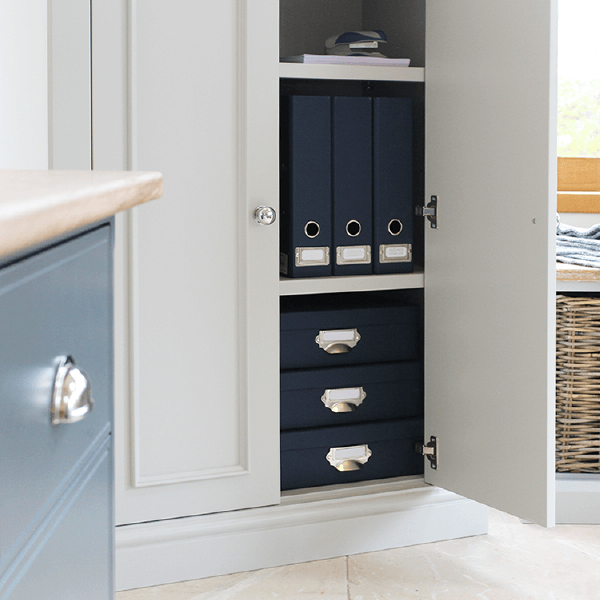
left=0, top=224, right=113, bottom=598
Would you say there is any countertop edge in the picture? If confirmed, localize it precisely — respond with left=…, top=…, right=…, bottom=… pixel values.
left=0, top=170, right=163, bottom=260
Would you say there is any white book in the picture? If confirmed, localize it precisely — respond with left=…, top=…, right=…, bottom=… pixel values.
left=280, top=54, right=410, bottom=67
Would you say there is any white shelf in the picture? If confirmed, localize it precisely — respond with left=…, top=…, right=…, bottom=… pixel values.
left=279, top=63, right=425, bottom=82
left=279, top=270, right=424, bottom=296
left=557, top=280, right=600, bottom=292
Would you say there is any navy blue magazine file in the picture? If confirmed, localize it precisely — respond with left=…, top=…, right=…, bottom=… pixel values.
left=280, top=95, right=332, bottom=278
left=373, top=97, right=414, bottom=273
left=332, top=96, right=373, bottom=276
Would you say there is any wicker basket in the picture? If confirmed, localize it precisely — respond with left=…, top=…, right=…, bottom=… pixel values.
left=556, top=295, right=600, bottom=472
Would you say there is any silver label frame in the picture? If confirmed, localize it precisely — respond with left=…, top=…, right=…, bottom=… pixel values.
left=379, top=243, right=412, bottom=264
left=294, top=246, right=330, bottom=267
left=335, top=245, right=372, bottom=265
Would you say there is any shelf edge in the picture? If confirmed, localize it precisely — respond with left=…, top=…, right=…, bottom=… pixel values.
left=279, top=63, right=425, bottom=83
left=279, top=271, right=425, bottom=296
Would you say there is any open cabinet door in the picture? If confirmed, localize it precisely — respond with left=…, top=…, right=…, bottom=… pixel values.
left=424, top=0, right=558, bottom=526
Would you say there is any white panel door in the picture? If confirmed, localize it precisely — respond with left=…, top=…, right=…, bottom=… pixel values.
left=117, top=0, right=280, bottom=524
left=424, top=0, right=558, bottom=526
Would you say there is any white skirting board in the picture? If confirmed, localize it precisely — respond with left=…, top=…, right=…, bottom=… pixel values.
left=115, top=478, right=488, bottom=591
left=556, top=473, right=600, bottom=524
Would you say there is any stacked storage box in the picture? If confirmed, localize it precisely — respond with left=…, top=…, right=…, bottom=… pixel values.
left=280, top=293, right=424, bottom=490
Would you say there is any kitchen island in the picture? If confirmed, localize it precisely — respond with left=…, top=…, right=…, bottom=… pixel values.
left=0, top=170, right=162, bottom=599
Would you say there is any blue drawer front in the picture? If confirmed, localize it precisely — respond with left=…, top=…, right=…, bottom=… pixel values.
left=280, top=295, right=419, bottom=370
left=280, top=418, right=424, bottom=491
left=1, top=439, right=113, bottom=599
left=0, top=226, right=112, bottom=565
left=281, top=361, right=422, bottom=430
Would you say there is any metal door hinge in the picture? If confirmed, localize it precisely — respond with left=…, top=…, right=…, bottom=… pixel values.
left=416, top=196, right=438, bottom=229
left=416, top=436, right=438, bottom=469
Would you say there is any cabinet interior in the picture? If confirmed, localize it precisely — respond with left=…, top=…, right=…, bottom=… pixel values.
left=278, top=1, right=428, bottom=494
left=279, top=0, right=426, bottom=67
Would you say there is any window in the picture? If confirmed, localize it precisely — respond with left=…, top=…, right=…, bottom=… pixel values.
left=558, top=0, right=600, bottom=158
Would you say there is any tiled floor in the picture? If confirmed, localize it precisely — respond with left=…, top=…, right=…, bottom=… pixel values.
left=117, top=509, right=600, bottom=599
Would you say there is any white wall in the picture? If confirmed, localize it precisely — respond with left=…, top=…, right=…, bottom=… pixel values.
left=48, top=0, right=91, bottom=170
left=0, top=0, right=48, bottom=169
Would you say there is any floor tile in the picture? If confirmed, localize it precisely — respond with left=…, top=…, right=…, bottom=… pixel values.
left=347, top=509, right=600, bottom=600
left=116, top=556, right=349, bottom=600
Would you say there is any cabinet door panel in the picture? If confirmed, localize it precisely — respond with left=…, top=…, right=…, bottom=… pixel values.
left=118, top=0, right=280, bottom=523
left=424, top=0, right=557, bottom=526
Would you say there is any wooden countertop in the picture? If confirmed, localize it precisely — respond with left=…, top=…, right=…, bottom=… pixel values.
left=0, top=169, right=163, bottom=259
left=557, top=262, right=600, bottom=282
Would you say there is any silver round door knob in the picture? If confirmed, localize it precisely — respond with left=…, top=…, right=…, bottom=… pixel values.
left=253, top=206, right=276, bottom=226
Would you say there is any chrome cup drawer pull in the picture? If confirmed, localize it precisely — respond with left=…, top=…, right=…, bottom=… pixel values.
left=51, top=355, right=94, bottom=425
left=315, top=328, right=361, bottom=354
left=326, top=444, right=372, bottom=472
left=321, top=387, right=366, bottom=413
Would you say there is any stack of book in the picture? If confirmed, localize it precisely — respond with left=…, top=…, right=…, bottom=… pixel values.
left=280, top=30, right=410, bottom=67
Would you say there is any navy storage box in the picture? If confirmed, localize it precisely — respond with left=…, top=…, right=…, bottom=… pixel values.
left=280, top=361, right=422, bottom=430
left=280, top=294, right=419, bottom=370
left=280, top=418, right=424, bottom=490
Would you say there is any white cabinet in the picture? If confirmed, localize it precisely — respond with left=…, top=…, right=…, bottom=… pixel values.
left=95, top=0, right=560, bottom=590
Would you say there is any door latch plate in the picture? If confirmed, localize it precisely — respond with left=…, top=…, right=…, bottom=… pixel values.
left=416, top=196, right=438, bottom=229
left=416, top=436, right=438, bottom=469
